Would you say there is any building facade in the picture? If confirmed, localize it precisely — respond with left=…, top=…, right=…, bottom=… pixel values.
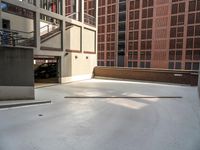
left=98, top=0, right=200, bottom=70
left=0, top=0, right=98, bottom=83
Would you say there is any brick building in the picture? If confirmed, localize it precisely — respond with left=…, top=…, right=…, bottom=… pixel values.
left=97, top=0, right=200, bottom=70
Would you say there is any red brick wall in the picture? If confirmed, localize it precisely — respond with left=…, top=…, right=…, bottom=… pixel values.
left=93, top=67, right=198, bottom=86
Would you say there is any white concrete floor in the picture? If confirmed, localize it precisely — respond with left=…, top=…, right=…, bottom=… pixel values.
left=0, top=79, right=200, bottom=150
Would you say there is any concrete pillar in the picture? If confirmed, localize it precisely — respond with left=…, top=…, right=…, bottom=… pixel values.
left=80, top=0, right=85, bottom=52
left=35, top=0, right=40, bottom=49
left=60, top=0, right=68, bottom=83
left=61, top=0, right=66, bottom=51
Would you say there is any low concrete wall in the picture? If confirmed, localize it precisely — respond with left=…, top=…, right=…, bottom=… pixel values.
left=0, top=46, right=34, bottom=100
left=198, top=70, right=200, bottom=96
left=93, top=67, right=198, bottom=86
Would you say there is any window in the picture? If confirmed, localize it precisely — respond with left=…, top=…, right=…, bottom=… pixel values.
left=188, top=13, right=195, bottom=24
left=187, top=38, right=194, bottom=48
left=195, top=25, right=200, bottom=36
left=169, top=62, right=174, bottom=69
left=187, top=26, right=194, bottom=36
left=175, top=62, right=181, bottom=69
left=189, top=0, right=196, bottom=12
left=186, top=50, right=192, bottom=60
left=185, top=62, right=192, bottom=70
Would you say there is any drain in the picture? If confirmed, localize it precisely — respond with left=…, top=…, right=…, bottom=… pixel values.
left=64, top=96, right=182, bottom=99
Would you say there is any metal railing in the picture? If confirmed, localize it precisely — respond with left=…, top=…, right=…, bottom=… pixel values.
left=0, top=29, right=35, bottom=47
left=66, top=12, right=81, bottom=22
left=40, top=24, right=60, bottom=36
left=84, top=13, right=96, bottom=26
left=17, top=0, right=36, bottom=5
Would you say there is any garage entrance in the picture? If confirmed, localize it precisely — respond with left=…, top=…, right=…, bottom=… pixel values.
left=34, top=56, right=61, bottom=84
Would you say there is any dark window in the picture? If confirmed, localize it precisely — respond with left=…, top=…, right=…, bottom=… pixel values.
left=143, top=0, right=147, bottom=8
left=193, top=63, right=199, bottom=70
left=147, top=41, right=152, bottom=49
left=187, top=26, right=194, bottom=36
left=169, top=62, right=174, bottom=69
left=194, top=38, right=200, bottom=48
left=171, top=28, right=176, bottom=37
left=193, top=50, right=200, bottom=60
left=119, top=13, right=126, bottom=21
left=135, top=11, right=139, bottom=19
left=133, top=62, right=138, bottom=67
left=186, top=50, right=193, bottom=60
left=128, top=62, right=132, bottom=67
left=148, top=19, right=152, bottom=28
left=118, top=32, right=125, bottom=41
left=141, top=31, right=147, bottom=39
left=134, top=21, right=139, bottom=29
left=146, top=51, right=151, bottom=60
left=178, top=15, right=184, bottom=25
left=169, top=51, right=175, bottom=60
left=142, top=20, right=147, bottom=29
left=195, top=25, right=200, bottom=36
left=140, top=62, right=145, bottom=68
left=134, top=42, right=138, bottom=49
left=149, top=0, right=153, bottom=6
left=185, top=62, right=192, bottom=70
left=179, top=3, right=185, bottom=13
left=135, top=0, right=140, bottom=9
left=176, top=51, right=182, bottom=60
left=197, top=0, right=200, bottom=10
left=172, top=4, right=178, bottom=14
left=119, top=2, right=126, bottom=12
left=142, top=9, right=147, bottom=18
left=188, top=13, right=195, bottom=24
left=119, top=22, right=126, bottom=31
left=140, top=52, right=145, bottom=60
left=187, top=38, right=194, bottom=48
left=134, top=31, right=139, bottom=39
left=189, top=0, right=196, bottom=12
left=175, top=62, right=181, bottom=69
left=147, top=30, right=152, bottom=39
left=170, top=39, right=176, bottom=49
left=141, top=41, right=146, bottom=50
left=146, top=62, right=150, bottom=68
left=171, top=16, right=177, bottom=26
left=148, top=8, right=153, bottom=17
left=196, top=12, right=200, bottom=23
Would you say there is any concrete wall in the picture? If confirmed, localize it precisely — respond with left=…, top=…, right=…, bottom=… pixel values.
left=0, top=46, right=34, bottom=100
left=2, top=12, right=34, bottom=32
left=198, top=70, right=200, bottom=96
left=82, top=28, right=95, bottom=52
left=61, top=26, right=97, bottom=83
left=41, top=33, right=62, bottom=49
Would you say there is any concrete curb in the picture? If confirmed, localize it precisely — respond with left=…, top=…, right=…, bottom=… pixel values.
left=0, top=100, right=51, bottom=109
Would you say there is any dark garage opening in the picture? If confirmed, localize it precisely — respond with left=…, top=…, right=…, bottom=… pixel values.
left=34, top=56, right=61, bottom=84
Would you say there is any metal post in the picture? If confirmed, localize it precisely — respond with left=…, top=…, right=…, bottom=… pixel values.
left=76, top=0, right=79, bottom=20
left=35, top=0, right=40, bottom=49
left=0, top=0, right=2, bottom=29
left=81, top=0, right=84, bottom=23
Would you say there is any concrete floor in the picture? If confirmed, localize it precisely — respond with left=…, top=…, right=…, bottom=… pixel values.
left=0, top=79, right=200, bottom=150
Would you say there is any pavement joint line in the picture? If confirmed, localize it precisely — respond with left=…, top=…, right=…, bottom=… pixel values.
left=0, top=100, right=52, bottom=109
left=64, top=96, right=182, bottom=99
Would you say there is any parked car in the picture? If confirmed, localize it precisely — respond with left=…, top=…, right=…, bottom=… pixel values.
left=34, top=62, right=57, bottom=79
